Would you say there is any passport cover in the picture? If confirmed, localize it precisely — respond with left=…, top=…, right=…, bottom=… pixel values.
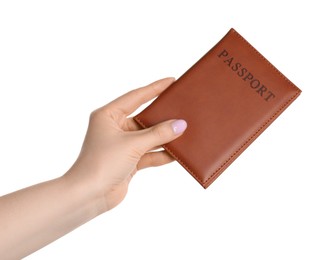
left=134, top=28, right=301, bottom=188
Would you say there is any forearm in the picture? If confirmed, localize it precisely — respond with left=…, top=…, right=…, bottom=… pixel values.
left=0, top=172, right=107, bottom=259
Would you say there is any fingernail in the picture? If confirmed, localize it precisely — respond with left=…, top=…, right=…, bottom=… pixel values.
left=172, top=119, right=187, bottom=135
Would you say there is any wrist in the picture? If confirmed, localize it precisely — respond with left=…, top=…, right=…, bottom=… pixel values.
left=62, top=168, right=109, bottom=217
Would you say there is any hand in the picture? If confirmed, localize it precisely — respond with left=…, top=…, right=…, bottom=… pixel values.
left=66, top=78, right=187, bottom=211
left=0, top=78, right=187, bottom=258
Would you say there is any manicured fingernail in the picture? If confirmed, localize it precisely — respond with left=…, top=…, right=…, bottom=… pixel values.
left=172, top=119, right=187, bottom=135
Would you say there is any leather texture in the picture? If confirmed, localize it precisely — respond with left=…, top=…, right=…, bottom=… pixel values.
left=134, top=28, right=301, bottom=188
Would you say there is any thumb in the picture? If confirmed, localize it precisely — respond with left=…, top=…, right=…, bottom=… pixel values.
left=136, top=119, right=187, bottom=151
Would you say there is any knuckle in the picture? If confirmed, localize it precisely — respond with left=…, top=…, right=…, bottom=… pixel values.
left=151, top=125, right=171, bottom=140
left=89, top=109, right=100, bottom=121
left=89, top=108, right=108, bottom=124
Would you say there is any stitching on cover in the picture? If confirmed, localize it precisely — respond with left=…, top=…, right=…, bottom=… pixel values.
left=203, top=90, right=300, bottom=186
left=231, top=29, right=300, bottom=91
left=135, top=29, right=301, bottom=188
left=201, top=30, right=301, bottom=186
left=162, top=144, right=204, bottom=184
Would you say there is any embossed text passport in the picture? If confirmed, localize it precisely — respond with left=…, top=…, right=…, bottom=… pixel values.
left=134, top=28, right=301, bottom=188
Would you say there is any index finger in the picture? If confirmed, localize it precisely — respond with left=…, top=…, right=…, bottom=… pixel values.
left=103, top=77, right=175, bottom=116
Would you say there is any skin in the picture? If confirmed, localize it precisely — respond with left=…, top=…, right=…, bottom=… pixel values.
left=0, top=78, right=187, bottom=259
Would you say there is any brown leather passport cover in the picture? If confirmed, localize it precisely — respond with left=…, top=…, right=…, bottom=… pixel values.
left=134, top=28, right=301, bottom=188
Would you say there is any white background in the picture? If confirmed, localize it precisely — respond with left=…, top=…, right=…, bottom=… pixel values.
left=1, top=1, right=334, bottom=259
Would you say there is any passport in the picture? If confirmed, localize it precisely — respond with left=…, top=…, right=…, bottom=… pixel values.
left=134, top=28, right=301, bottom=188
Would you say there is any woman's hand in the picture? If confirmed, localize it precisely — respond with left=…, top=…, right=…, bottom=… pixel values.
left=66, top=77, right=187, bottom=210
left=0, top=78, right=187, bottom=259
